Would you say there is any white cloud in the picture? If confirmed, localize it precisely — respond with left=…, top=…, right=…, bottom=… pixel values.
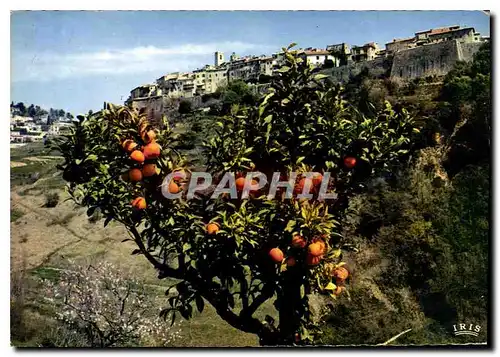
left=12, top=41, right=275, bottom=82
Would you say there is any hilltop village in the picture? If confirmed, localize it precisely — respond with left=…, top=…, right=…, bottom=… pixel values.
left=126, top=25, right=488, bottom=123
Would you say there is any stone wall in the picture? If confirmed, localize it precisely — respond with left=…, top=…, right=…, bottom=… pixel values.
left=129, top=96, right=169, bottom=126
left=390, top=40, right=461, bottom=79
left=330, top=57, right=389, bottom=83
left=328, top=39, right=484, bottom=83
left=458, top=41, right=484, bottom=62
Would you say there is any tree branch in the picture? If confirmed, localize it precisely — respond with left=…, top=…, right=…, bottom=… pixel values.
left=128, top=225, right=182, bottom=279
left=241, top=284, right=274, bottom=319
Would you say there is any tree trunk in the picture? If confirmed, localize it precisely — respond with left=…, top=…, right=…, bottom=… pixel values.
left=276, top=268, right=305, bottom=345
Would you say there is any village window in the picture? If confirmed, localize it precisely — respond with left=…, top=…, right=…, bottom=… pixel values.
left=316, top=56, right=320, bottom=60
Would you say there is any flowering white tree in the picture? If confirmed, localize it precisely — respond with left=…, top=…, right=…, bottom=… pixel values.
left=43, top=261, right=182, bottom=347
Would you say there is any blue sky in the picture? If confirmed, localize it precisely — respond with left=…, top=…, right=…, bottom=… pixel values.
left=11, top=11, right=490, bottom=115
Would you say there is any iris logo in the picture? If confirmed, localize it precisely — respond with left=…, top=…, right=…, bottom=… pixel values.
left=453, top=323, right=481, bottom=337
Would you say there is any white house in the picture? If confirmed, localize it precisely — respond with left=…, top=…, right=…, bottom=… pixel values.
left=299, top=49, right=338, bottom=67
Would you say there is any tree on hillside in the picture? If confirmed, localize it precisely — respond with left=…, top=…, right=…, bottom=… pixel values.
left=14, top=102, right=27, bottom=116
left=213, top=80, right=258, bottom=115
left=27, top=104, right=37, bottom=118
left=54, top=44, right=418, bottom=346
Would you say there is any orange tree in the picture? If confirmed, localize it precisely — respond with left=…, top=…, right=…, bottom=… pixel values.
left=54, top=44, right=419, bottom=346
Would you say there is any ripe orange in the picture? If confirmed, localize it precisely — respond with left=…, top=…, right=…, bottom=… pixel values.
left=143, top=142, right=161, bottom=160
left=312, top=172, right=323, bottom=186
left=294, top=178, right=307, bottom=195
left=142, top=163, right=157, bottom=177
left=306, top=254, right=322, bottom=266
left=122, top=139, right=138, bottom=153
left=312, top=237, right=326, bottom=253
left=206, top=222, right=220, bottom=235
left=344, top=157, right=357, bottom=169
left=291, top=235, right=307, bottom=249
left=130, top=150, right=145, bottom=163
left=129, top=168, right=143, bottom=182
left=286, top=256, right=296, bottom=267
left=235, top=177, right=246, bottom=192
left=168, top=181, right=180, bottom=194
left=308, top=242, right=324, bottom=257
left=332, top=267, right=349, bottom=282
left=269, top=248, right=284, bottom=263
left=131, top=197, right=146, bottom=210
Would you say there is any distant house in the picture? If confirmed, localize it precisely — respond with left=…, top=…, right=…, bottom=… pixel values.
left=385, top=25, right=484, bottom=55
left=298, top=48, right=338, bottom=67
left=351, top=42, right=380, bottom=62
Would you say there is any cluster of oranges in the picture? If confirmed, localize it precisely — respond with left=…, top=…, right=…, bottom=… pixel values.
left=121, top=119, right=162, bottom=210
left=269, top=235, right=349, bottom=295
left=269, top=234, right=327, bottom=266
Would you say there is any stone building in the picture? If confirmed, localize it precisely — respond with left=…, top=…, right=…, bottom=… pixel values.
left=351, top=42, right=380, bottom=62
left=386, top=37, right=417, bottom=55
left=130, top=84, right=161, bottom=100
left=215, top=51, right=225, bottom=66
left=326, top=43, right=350, bottom=56
left=227, top=56, right=273, bottom=83
left=298, top=48, right=338, bottom=67
left=156, top=72, right=197, bottom=98
left=203, top=67, right=229, bottom=92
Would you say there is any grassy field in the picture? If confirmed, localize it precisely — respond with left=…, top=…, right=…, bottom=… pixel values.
left=10, top=142, right=269, bottom=347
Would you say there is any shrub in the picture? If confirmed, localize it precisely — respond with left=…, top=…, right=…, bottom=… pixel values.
left=43, top=261, right=182, bottom=347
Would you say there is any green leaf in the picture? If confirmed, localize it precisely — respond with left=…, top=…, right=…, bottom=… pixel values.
left=277, top=66, right=291, bottom=73
left=263, top=115, right=273, bottom=124
left=86, top=154, right=98, bottom=162
left=313, top=74, right=328, bottom=81
left=285, top=220, right=296, bottom=232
